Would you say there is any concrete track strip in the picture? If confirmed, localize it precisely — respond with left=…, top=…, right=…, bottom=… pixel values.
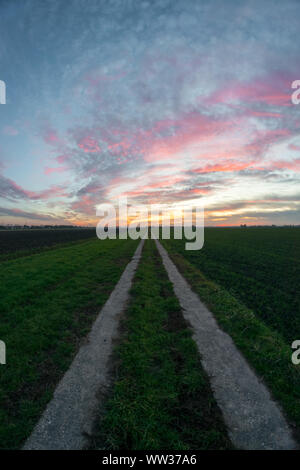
left=24, top=240, right=144, bottom=450
left=155, top=240, right=296, bottom=450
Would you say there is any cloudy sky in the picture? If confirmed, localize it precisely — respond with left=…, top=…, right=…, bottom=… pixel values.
left=0, top=0, right=300, bottom=226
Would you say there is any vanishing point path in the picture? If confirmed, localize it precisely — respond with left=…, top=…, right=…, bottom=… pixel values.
left=24, top=240, right=296, bottom=450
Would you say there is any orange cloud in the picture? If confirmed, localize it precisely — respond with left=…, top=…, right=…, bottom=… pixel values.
left=193, top=161, right=255, bottom=174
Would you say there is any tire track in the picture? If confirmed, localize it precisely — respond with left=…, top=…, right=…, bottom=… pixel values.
left=155, top=240, right=296, bottom=450
left=24, top=240, right=144, bottom=450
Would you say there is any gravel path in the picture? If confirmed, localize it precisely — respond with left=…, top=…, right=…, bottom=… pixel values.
left=24, top=240, right=144, bottom=450
left=155, top=240, right=296, bottom=450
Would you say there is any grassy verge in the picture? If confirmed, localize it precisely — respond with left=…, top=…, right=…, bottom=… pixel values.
left=92, top=240, right=232, bottom=450
left=161, top=239, right=300, bottom=444
left=0, top=238, right=138, bottom=449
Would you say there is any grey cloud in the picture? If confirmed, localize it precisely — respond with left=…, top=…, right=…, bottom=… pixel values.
left=0, top=206, right=59, bottom=221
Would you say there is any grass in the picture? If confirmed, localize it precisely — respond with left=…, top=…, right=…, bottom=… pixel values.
left=0, top=237, right=138, bottom=449
left=0, top=228, right=96, bottom=261
left=92, top=240, right=232, bottom=450
left=164, top=227, right=300, bottom=344
left=162, top=233, right=300, bottom=443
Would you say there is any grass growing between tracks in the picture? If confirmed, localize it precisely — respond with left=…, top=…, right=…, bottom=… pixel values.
left=162, top=238, right=300, bottom=443
left=92, top=240, right=232, bottom=450
left=0, top=238, right=138, bottom=449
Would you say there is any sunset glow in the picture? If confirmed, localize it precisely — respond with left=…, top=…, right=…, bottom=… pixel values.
left=1, top=1, right=300, bottom=226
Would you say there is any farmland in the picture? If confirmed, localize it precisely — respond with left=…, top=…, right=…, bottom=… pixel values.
left=0, top=237, right=138, bottom=449
left=162, top=227, right=300, bottom=440
left=0, top=228, right=96, bottom=260
left=163, top=227, right=300, bottom=343
left=0, top=227, right=299, bottom=449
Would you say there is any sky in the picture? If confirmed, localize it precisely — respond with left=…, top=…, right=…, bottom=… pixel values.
left=0, top=0, right=300, bottom=226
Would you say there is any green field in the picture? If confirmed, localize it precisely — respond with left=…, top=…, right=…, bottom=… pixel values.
left=163, top=227, right=299, bottom=343
left=0, top=237, right=138, bottom=449
left=0, top=228, right=96, bottom=261
left=0, top=227, right=299, bottom=449
left=162, top=227, right=300, bottom=441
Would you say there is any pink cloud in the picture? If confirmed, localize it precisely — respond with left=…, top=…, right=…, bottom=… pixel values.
left=77, top=136, right=101, bottom=153
left=289, top=144, right=300, bottom=152
left=249, top=111, right=282, bottom=118
left=143, top=112, right=232, bottom=162
left=55, top=153, right=71, bottom=164
left=5, top=177, right=68, bottom=200
left=71, top=195, right=95, bottom=215
left=270, top=158, right=300, bottom=171
left=44, top=166, right=68, bottom=175
left=2, top=126, right=19, bottom=136
left=43, top=128, right=60, bottom=145
left=23, top=185, right=68, bottom=200
left=193, top=160, right=256, bottom=174
left=205, top=74, right=292, bottom=107
left=137, top=175, right=187, bottom=193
